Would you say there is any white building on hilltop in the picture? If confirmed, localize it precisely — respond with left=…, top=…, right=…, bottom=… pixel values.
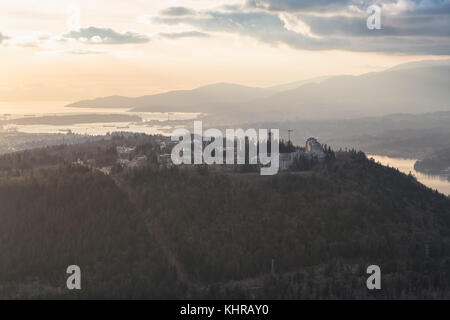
left=305, top=137, right=325, bottom=159
left=279, top=138, right=326, bottom=171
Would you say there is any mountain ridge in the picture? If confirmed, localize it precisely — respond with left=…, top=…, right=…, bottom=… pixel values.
left=66, top=59, right=450, bottom=120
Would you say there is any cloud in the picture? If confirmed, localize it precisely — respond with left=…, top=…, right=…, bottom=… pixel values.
left=278, top=12, right=317, bottom=38
left=246, top=0, right=353, bottom=12
left=384, top=0, right=450, bottom=15
left=0, top=32, right=10, bottom=44
left=11, top=31, right=56, bottom=48
left=152, top=1, right=450, bottom=54
left=64, top=26, right=149, bottom=45
left=247, top=0, right=450, bottom=14
left=301, top=13, right=450, bottom=37
left=160, top=7, right=197, bottom=17
left=158, top=31, right=210, bottom=39
left=153, top=10, right=347, bottom=50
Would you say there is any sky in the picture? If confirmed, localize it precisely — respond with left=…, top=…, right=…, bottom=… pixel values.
left=0, top=0, right=449, bottom=102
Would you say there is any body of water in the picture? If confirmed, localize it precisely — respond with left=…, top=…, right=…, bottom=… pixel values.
left=369, top=155, right=450, bottom=197
left=0, top=101, right=198, bottom=135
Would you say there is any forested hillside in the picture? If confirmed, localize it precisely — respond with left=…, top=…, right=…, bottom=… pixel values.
left=0, top=166, right=179, bottom=299
left=1, top=138, right=450, bottom=299
left=122, top=152, right=450, bottom=299
left=415, top=147, right=450, bottom=175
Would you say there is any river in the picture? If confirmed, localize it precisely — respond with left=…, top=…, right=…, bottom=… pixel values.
left=369, top=155, right=450, bottom=197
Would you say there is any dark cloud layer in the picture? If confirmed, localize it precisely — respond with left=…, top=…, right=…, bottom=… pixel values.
left=160, top=6, right=197, bottom=16
left=247, top=0, right=450, bottom=14
left=302, top=14, right=450, bottom=37
left=246, top=0, right=353, bottom=12
left=64, top=26, right=149, bottom=44
left=153, top=0, right=450, bottom=54
left=153, top=11, right=348, bottom=50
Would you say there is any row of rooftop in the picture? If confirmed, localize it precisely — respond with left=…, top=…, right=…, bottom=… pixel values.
left=158, top=137, right=327, bottom=171
left=72, top=137, right=327, bottom=175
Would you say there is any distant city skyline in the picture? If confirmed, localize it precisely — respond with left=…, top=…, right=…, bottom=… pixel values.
left=1, top=0, right=449, bottom=102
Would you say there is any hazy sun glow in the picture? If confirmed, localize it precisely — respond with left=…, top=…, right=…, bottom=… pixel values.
left=1, top=0, right=448, bottom=102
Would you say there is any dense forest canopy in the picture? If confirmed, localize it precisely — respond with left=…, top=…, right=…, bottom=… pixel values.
left=0, top=135, right=450, bottom=299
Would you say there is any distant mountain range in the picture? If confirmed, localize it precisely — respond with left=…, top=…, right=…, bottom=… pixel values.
left=66, top=59, right=450, bottom=121
left=66, top=83, right=273, bottom=114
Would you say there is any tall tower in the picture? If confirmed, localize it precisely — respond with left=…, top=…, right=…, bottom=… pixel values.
left=267, top=131, right=272, bottom=155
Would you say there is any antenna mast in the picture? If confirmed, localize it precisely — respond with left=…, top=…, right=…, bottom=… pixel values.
left=288, top=129, right=293, bottom=151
